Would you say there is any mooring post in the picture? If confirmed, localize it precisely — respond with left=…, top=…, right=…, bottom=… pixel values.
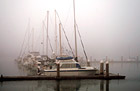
left=106, top=61, right=109, bottom=77
left=100, top=60, right=104, bottom=75
left=0, top=74, right=3, bottom=82
left=87, top=59, right=90, bottom=67
left=57, top=63, right=60, bottom=77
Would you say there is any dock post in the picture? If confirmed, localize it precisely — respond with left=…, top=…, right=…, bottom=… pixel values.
left=57, top=63, right=60, bottom=77
left=106, top=61, right=109, bottom=77
left=100, top=60, right=104, bottom=75
left=0, top=74, right=3, bottom=82
left=87, top=59, right=90, bottom=67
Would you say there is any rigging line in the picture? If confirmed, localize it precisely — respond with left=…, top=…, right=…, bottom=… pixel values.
left=56, top=11, right=75, bottom=57
left=42, top=20, right=45, bottom=55
left=48, top=36, right=54, bottom=53
left=49, top=13, right=54, bottom=27
left=63, top=4, right=72, bottom=28
left=21, top=28, right=32, bottom=57
left=33, top=21, right=44, bottom=52
left=43, top=14, right=47, bottom=23
left=34, top=28, right=42, bottom=52
left=61, top=24, right=75, bottom=57
left=43, top=21, right=54, bottom=53
left=19, top=22, right=30, bottom=58
left=76, top=24, right=88, bottom=61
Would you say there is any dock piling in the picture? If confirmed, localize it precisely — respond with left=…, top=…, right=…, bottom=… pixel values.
left=0, top=74, right=3, bottom=82
left=87, top=60, right=90, bottom=67
left=106, top=61, right=109, bottom=77
left=100, top=60, right=104, bottom=75
left=57, top=63, right=60, bottom=77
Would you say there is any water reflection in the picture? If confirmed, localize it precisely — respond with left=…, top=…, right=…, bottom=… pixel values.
left=34, top=80, right=81, bottom=91
left=100, top=80, right=104, bottom=91
left=34, top=80, right=109, bottom=91
left=106, top=80, right=109, bottom=91
left=56, top=80, right=81, bottom=91
left=0, top=79, right=110, bottom=91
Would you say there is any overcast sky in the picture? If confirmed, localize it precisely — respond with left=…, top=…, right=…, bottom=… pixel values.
left=0, top=0, right=140, bottom=61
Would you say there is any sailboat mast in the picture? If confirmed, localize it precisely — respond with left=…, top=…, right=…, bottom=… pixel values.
left=59, top=23, right=62, bottom=56
left=32, top=28, right=34, bottom=52
left=42, top=21, right=45, bottom=55
left=28, top=18, right=30, bottom=52
left=73, top=0, right=78, bottom=61
left=55, top=10, right=57, bottom=56
left=46, top=11, right=49, bottom=59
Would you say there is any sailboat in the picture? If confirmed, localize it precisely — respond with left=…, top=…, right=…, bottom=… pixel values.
left=16, top=20, right=42, bottom=71
left=42, top=0, right=98, bottom=76
left=22, top=28, right=41, bottom=71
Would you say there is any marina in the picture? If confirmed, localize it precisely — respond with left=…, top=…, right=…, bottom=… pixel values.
left=0, top=0, right=140, bottom=91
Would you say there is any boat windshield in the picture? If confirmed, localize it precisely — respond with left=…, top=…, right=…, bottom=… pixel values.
left=60, top=63, right=81, bottom=68
left=60, top=63, right=76, bottom=68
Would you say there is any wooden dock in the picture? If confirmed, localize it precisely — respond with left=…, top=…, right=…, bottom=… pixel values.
left=0, top=74, right=125, bottom=81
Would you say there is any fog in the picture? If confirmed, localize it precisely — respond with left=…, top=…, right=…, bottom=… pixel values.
left=0, top=0, right=140, bottom=62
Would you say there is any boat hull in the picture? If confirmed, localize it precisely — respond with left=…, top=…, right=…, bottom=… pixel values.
left=43, top=69, right=97, bottom=76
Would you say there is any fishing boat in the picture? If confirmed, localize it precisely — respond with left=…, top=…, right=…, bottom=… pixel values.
left=43, top=55, right=97, bottom=76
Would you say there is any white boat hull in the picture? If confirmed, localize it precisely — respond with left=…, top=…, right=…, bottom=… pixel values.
left=43, top=68, right=97, bottom=76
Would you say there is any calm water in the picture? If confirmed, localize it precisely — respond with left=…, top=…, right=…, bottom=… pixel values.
left=0, top=59, right=140, bottom=91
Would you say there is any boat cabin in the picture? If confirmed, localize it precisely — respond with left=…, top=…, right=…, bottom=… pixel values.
left=56, top=56, right=81, bottom=69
